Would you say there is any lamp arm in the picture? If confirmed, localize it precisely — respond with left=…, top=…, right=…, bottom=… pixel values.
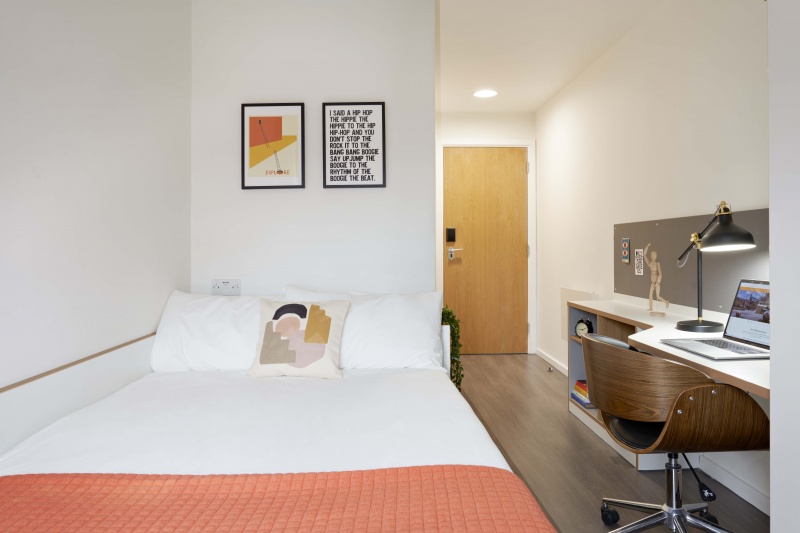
left=695, top=213, right=721, bottom=241
left=676, top=209, right=721, bottom=267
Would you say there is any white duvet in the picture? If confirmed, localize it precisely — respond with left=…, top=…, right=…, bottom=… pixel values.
left=0, top=368, right=508, bottom=476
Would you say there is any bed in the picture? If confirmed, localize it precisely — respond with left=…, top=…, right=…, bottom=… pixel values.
left=0, top=289, right=556, bottom=532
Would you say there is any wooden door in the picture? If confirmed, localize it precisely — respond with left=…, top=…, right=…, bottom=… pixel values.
left=444, top=147, right=528, bottom=354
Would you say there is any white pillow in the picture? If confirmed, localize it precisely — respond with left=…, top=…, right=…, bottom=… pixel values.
left=283, top=286, right=443, bottom=370
left=151, top=291, right=260, bottom=372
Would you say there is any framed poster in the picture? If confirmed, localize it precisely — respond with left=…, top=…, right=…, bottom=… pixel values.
left=323, top=102, right=385, bottom=188
left=242, top=103, right=305, bottom=189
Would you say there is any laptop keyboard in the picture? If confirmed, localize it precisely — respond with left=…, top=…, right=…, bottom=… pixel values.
left=697, top=339, right=766, bottom=354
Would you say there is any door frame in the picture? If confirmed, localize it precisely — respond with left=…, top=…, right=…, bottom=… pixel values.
left=436, top=142, right=536, bottom=354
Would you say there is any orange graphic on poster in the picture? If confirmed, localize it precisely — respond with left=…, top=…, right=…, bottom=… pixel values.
left=248, top=115, right=299, bottom=175
left=249, top=117, right=282, bottom=146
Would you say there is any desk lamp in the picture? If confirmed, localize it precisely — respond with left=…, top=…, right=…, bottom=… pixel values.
left=676, top=201, right=755, bottom=332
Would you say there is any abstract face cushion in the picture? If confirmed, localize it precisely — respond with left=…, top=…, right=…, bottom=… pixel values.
left=248, top=299, right=350, bottom=379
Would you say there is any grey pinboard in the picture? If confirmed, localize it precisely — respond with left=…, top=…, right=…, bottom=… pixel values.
left=614, top=209, right=769, bottom=314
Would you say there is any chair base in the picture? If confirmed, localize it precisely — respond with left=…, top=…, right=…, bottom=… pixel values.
left=603, top=499, right=734, bottom=533
left=602, top=453, right=736, bottom=533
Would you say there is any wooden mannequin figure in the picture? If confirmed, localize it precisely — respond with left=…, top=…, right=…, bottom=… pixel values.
left=644, top=242, right=669, bottom=315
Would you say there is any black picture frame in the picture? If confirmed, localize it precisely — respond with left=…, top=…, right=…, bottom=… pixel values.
left=241, top=103, right=305, bottom=189
left=322, top=102, right=386, bottom=188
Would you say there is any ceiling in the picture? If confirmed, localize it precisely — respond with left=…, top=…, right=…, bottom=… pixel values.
left=438, top=0, right=660, bottom=113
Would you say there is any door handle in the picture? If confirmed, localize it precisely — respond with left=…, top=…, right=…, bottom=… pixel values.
left=448, top=247, right=464, bottom=261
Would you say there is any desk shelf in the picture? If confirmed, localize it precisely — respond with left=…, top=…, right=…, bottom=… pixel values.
left=567, top=303, right=638, bottom=412
left=566, top=301, right=653, bottom=470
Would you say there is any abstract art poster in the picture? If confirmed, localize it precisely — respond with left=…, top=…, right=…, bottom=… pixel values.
left=242, top=103, right=305, bottom=189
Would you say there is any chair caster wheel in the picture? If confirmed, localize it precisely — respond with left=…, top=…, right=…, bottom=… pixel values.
left=699, top=511, right=719, bottom=525
left=600, top=504, right=620, bottom=525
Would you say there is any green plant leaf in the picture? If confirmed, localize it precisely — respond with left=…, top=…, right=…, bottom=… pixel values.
left=441, top=306, right=463, bottom=390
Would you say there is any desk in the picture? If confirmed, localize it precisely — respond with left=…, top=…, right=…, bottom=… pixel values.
left=569, top=299, right=769, bottom=399
left=629, top=327, right=769, bottom=399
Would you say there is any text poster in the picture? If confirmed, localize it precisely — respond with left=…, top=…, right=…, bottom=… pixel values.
left=323, top=102, right=385, bottom=188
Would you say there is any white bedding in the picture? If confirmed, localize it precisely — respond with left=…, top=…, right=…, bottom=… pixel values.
left=0, top=368, right=508, bottom=476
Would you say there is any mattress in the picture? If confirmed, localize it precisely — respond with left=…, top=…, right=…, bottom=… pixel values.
left=0, top=368, right=508, bottom=476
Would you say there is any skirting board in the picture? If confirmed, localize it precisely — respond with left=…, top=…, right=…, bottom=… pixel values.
left=700, top=454, right=770, bottom=516
left=0, top=335, right=154, bottom=455
left=535, top=348, right=567, bottom=376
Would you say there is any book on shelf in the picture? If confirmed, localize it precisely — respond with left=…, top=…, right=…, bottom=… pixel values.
left=574, top=379, right=588, bottom=395
left=572, top=386, right=590, bottom=401
left=570, top=391, right=595, bottom=409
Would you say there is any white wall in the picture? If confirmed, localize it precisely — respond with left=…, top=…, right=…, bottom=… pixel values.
left=534, top=0, right=769, bottom=510
left=191, top=0, right=436, bottom=296
left=437, top=112, right=537, bottom=353
left=535, top=0, right=767, bottom=370
left=768, top=0, right=800, bottom=526
left=0, top=0, right=191, bottom=389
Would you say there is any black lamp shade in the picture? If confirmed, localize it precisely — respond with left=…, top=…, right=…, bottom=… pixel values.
left=700, top=213, right=756, bottom=252
left=675, top=204, right=756, bottom=333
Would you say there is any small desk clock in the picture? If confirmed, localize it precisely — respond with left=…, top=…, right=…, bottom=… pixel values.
left=575, top=317, right=594, bottom=338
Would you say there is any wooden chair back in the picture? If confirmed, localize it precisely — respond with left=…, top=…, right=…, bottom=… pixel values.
left=582, top=334, right=713, bottom=422
left=653, top=383, right=770, bottom=452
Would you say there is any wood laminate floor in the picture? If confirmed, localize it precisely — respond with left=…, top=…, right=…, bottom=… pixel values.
left=460, top=354, right=769, bottom=533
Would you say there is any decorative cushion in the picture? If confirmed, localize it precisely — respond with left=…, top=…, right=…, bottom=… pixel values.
left=283, top=286, right=443, bottom=370
left=248, top=299, right=350, bottom=379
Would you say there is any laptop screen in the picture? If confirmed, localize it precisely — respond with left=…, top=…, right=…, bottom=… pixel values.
left=724, top=279, right=770, bottom=348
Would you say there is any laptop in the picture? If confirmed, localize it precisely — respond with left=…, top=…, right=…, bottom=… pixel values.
left=661, top=279, right=770, bottom=360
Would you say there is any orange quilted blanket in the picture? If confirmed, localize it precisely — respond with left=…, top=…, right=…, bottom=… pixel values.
left=0, top=465, right=556, bottom=532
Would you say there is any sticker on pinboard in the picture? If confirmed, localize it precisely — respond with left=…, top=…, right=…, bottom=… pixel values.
left=635, top=249, right=644, bottom=276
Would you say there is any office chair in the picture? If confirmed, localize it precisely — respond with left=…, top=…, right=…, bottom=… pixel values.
left=581, top=333, right=769, bottom=533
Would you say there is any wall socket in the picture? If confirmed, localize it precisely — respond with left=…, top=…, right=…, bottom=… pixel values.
left=211, top=279, right=241, bottom=296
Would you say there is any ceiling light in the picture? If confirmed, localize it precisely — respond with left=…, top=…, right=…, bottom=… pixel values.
left=473, top=89, right=498, bottom=98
